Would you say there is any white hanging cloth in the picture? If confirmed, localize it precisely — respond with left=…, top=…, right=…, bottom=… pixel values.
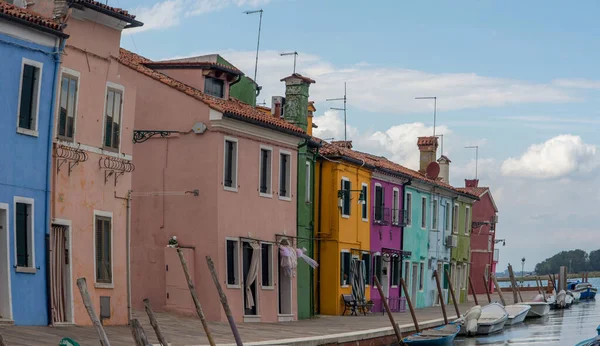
left=296, top=248, right=319, bottom=269
left=245, top=241, right=261, bottom=309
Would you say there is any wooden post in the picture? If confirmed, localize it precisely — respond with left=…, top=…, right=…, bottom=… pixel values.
left=76, top=278, right=111, bottom=346
left=374, top=276, right=405, bottom=344
left=130, top=318, right=149, bottom=346
left=482, top=275, right=492, bottom=303
left=433, top=270, right=448, bottom=324
left=507, top=264, right=519, bottom=304
left=177, top=248, right=216, bottom=346
left=468, top=276, right=479, bottom=305
left=143, top=299, right=168, bottom=346
left=491, top=275, right=506, bottom=306
left=444, top=269, right=460, bottom=317
left=559, top=266, right=567, bottom=292
left=399, top=277, right=420, bottom=333
left=535, top=276, right=542, bottom=294
left=548, top=274, right=557, bottom=293
left=536, top=276, right=547, bottom=302
left=206, top=256, right=244, bottom=346
left=0, top=333, right=6, bottom=346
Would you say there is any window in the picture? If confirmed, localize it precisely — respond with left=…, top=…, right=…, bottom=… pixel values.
left=341, top=251, right=351, bottom=286
left=224, top=138, right=238, bottom=190
left=95, top=215, right=112, bottom=284
left=361, top=184, right=368, bottom=221
left=226, top=239, right=240, bottom=286
left=465, top=206, right=471, bottom=235
left=374, top=184, right=383, bottom=222
left=406, top=193, right=412, bottom=226
left=392, top=188, right=400, bottom=225
left=419, top=262, right=425, bottom=291
left=305, top=161, right=311, bottom=203
left=391, top=257, right=400, bottom=287
left=15, top=199, right=34, bottom=268
left=103, top=88, right=123, bottom=150
left=17, top=60, right=42, bottom=134
left=279, top=151, right=291, bottom=199
left=362, top=252, right=371, bottom=285
left=403, top=261, right=410, bottom=287
left=58, top=73, right=78, bottom=140
left=432, top=199, right=438, bottom=230
left=261, top=243, right=273, bottom=288
left=373, top=255, right=382, bottom=285
left=259, top=147, right=272, bottom=196
left=453, top=204, right=459, bottom=234
left=421, top=197, right=427, bottom=229
left=341, top=178, right=351, bottom=217
left=205, top=76, right=224, bottom=98
left=445, top=202, right=451, bottom=231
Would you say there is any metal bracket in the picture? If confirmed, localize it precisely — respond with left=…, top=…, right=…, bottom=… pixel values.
left=54, top=144, right=88, bottom=176
left=99, top=156, right=135, bottom=187
left=133, top=130, right=180, bottom=144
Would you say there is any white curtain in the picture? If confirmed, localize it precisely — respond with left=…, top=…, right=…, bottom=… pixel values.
left=245, top=241, right=261, bottom=309
left=51, top=225, right=66, bottom=323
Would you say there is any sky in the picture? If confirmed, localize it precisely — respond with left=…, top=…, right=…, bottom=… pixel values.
left=117, top=0, right=600, bottom=272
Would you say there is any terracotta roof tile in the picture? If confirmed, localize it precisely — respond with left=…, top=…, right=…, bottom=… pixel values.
left=457, top=186, right=489, bottom=197
left=74, top=0, right=136, bottom=19
left=280, top=73, right=316, bottom=84
left=0, top=1, right=65, bottom=32
left=417, top=136, right=438, bottom=146
left=118, top=48, right=305, bottom=136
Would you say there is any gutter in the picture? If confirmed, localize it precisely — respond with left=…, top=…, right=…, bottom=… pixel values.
left=72, top=2, right=144, bottom=28
left=223, top=111, right=311, bottom=140
left=0, top=13, right=69, bottom=38
left=325, top=155, right=376, bottom=170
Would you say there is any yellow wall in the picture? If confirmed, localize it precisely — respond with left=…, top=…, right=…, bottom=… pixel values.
left=315, top=157, right=372, bottom=315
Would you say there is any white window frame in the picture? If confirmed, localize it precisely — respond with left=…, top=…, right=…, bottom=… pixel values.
left=374, top=183, right=384, bottom=223
left=13, top=197, right=35, bottom=273
left=403, top=260, right=411, bottom=287
left=101, top=82, right=125, bottom=152
left=392, top=187, right=400, bottom=226
left=362, top=251, right=371, bottom=287
left=453, top=203, right=459, bottom=234
left=223, top=136, right=239, bottom=192
left=93, top=210, right=113, bottom=288
left=361, top=183, right=368, bottom=222
left=16, top=58, right=43, bottom=137
left=406, top=192, right=412, bottom=226
left=225, top=237, right=240, bottom=288
left=421, top=196, right=427, bottom=230
left=55, top=67, right=80, bottom=142
left=419, top=262, right=425, bottom=291
left=305, top=161, right=311, bottom=203
left=341, top=177, right=351, bottom=218
left=340, top=249, right=351, bottom=287
left=465, top=206, right=471, bottom=235
left=258, top=145, right=273, bottom=198
left=260, top=241, right=274, bottom=290
left=391, top=257, right=400, bottom=288
left=431, top=198, right=438, bottom=230
left=278, top=150, right=292, bottom=201
left=445, top=201, right=451, bottom=232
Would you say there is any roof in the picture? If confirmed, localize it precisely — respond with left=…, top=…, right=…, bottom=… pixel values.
left=0, top=1, right=68, bottom=37
left=72, top=0, right=142, bottom=26
left=144, top=61, right=243, bottom=76
left=118, top=48, right=305, bottom=136
left=438, top=155, right=451, bottom=163
left=417, top=136, right=438, bottom=146
left=458, top=186, right=498, bottom=211
left=280, top=73, right=316, bottom=84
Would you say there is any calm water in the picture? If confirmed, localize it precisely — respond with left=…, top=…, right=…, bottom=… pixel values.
left=499, top=277, right=600, bottom=289
left=454, top=280, right=599, bottom=345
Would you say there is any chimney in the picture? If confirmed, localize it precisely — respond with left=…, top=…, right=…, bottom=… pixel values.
left=465, top=179, right=479, bottom=188
left=437, top=155, right=451, bottom=183
left=417, top=136, right=439, bottom=174
left=281, top=73, right=315, bottom=131
left=53, top=0, right=69, bottom=22
left=331, top=140, right=353, bottom=149
left=271, top=96, right=284, bottom=118
left=307, top=101, right=316, bottom=136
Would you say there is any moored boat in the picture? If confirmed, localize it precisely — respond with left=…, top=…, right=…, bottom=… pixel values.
left=574, top=324, right=600, bottom=346
left=456, top=303, right=508, bottom=336
left=574, top=283, right=597, bottom=300
left=403, top=323, right=460, bottom=345
left=516, top=301, right=550, bottom=318
left=504, top=304, right=531, bottom=325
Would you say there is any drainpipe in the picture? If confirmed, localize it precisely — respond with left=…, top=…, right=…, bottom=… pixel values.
left=310, top=145, right=319, bottom=317
left=47, top=37, right=66, bottom=326
left=316, top=158, right=323, bottom=315
left=399, top=179, right=411, bottom=298
left=114, top=190, right=132, bottom=323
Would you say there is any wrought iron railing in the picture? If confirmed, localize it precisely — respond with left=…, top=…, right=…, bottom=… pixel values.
left=391, top=209, right=408, bottom=227
left=372, top=206, right=390, bottom=225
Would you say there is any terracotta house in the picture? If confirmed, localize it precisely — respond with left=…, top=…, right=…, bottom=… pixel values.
left=119, top=50, right=310, bottom=323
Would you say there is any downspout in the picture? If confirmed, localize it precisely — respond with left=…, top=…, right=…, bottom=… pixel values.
left=316, top=157, right=323, bottom=315
left=399, top=179, right=411, bottom=298
left=126, top=191, right=132, bottom=323
left=310, top=145, right=318, bottom=317
left=47, top=37, right=67, bottom=326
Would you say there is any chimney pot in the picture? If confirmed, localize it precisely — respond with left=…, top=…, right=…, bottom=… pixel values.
left=437, top=155, right=451, bottom=183
left=465, top=179, right=479, bottom=188
left=417, top=136, right=439, bottom=173
left=331, top=140, right=353, bottom=149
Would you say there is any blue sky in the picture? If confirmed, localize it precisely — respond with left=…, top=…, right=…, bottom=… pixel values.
left=119, top=0, right=600, bottom=271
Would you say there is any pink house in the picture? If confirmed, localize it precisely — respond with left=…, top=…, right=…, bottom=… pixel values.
left=28, top=0, right=143, bottom=326
left=119, top=49, right=310, bottom=323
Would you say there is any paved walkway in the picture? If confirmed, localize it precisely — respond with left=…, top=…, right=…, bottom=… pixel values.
left=0, top=291, right=538, bottom=346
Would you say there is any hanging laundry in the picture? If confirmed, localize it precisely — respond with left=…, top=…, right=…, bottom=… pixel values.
left=279, top=241, right=297, bottom=277
left=296, top=248, right=319, bottom=269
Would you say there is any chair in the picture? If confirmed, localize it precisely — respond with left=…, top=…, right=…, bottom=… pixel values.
left=342, top=294, right=367, bottom=316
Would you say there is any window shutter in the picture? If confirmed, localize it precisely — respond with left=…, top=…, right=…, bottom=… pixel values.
left=15, top=203, right=28, bottom=267
left=280, top=154, right=288, bottom=196
left=95, top=218, right=103, bottom=281
left=260, top=150, right=268, bottom=193
left=225, top=141, right=233, bottom=187
left=103, top=219, right=111, bottom=282
left=104, top=92, right=113, bottom=147
left=19, top=65, right=36, bottom=129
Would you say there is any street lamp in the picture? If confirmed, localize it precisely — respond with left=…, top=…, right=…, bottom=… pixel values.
left=415, top=96, right=437, bottom=137
left=521, top=257, right=526, bottom=285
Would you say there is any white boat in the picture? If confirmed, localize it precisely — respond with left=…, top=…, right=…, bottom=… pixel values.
left=568, top=290, right=581, bottom=304
left=504, top=304, right=531, bottom=325
left=517, top=301, right=550, bottom=317
left=456, top=303, right=508, bottom=336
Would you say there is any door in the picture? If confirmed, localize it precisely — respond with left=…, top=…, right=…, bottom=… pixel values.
left=50, top=224, right=72, bottom=323
left=381, top=261, right=390, bottom=298
left=436, top=262, right=443, bottom=304
left=411, top=263, right=418, bottom=304
left=0, top=207, right=11, bottom=320
left=242, top=241, right=259, bottom=316
left=278, top=249, right=292, bottom=316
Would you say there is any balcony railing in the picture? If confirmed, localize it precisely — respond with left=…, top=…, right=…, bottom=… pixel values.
left=373, top=206, right=390, bottom=225
left=391, top=209, right=407, bottom=227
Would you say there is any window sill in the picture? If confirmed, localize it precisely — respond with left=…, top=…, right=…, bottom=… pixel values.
left=16, top=128, right=39, bottom=137
left=341, top=285, right=349, bottom=288
left=224, top=186, right=238, bottom=193
left=102, top=146, right=119, bottom=153
left=259, top=193, right=273, bottom=198
left=278, top=196, right=292, bottom=202
left=341, top=214, right=350, bottom=219
left=362, top=218, right=368, bottom=222
left=226, top=284, right=241, bottom=289
left=243, top=315, right=261, bottom=323
left=391, top=285, right=398, bottom=288
left=15, top=266, right=36, bottom=274
left=262, top=286, right=275, bottom=291
left=95, top=283, right=114, bottom=289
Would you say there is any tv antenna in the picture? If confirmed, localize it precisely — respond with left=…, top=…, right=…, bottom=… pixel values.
left=415, top=96, right=437, bottom=137
left=243, top=9, right=263, bottom=84
left=435, top=134, right=444, bottom=158
left=326, top=82, right=348, bottom=141
left=465, top=145, right=479, bottom=179
left=280, top=51, right=298, bottom=74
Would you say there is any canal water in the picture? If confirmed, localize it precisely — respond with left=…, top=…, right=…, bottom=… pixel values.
left=454, top=279, right=599, bottom=345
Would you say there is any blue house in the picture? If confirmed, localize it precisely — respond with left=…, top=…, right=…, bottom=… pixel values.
left=0, top=2, right=67, bottom=325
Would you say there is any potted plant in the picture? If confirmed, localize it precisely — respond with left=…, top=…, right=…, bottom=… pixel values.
left=365, top=300, right=375, bottom=312
left=343, top=273, right=348, bottom=286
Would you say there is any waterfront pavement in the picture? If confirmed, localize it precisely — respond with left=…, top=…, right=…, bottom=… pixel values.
left=0, top=291, right=540, bottom=346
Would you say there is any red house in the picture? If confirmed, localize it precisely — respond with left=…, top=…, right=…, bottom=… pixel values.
left=460, top=179, right=499, bottom=295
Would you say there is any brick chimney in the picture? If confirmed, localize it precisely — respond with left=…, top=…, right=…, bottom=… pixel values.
left=437, top=155, right=451, bottom=183
left=53, top=0, right=69, bottom=21
left=280, top=73, right=315, bottom=131
left=417, top=136, right=439, bottom=174
left=271, top=96, right=284, bottom=118
left=331, top=141, right=353, bottom=149
left=465, top=179, right=479, bottom=188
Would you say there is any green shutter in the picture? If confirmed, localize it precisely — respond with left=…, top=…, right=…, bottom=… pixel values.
left=15, top=203, right=28, bottom=267
left=19, top=65, right=36, bottom=129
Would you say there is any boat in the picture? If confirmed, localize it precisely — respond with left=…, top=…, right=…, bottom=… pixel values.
left=550, top=290, right=571, bottom=309
left=574, top=283, right=597, bottom=300
left=504, top=304, right=531, bottom=325
left=574, top=324, right=600, bottom=346
left=456, top=303, right=508, bottom=336
left=568, top=290, right=581, bottom=304
left=516, top=301, right=550, bottom=318
left=403, top=323, right=460, bottom=345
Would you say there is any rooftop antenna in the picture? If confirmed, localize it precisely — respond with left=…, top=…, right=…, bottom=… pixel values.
left=326, top=82, right=347, bottom=141
left=257, top=99, right=267, bottom=106
left=435, top=134, right=444, bottom=158
left=243, top=9, right=263, bottom=84
left=415, top=96, right=437, bottom=137
left=280, top=51, right=298, bottom=74
left=465, top=145, right=479, bottom=179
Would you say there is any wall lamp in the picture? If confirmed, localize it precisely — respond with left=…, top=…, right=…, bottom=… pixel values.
left=337, top=189, right=366, bottom=207
left=495, top=239, right=506, bottom=246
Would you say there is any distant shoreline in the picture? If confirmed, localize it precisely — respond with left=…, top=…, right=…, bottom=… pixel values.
left=496, top=271, right=600, bottom=282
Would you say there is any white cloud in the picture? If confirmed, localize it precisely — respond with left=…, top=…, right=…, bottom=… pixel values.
left=552, top=78, right=600, bottom=89
left=501, top=135, right=599, bottom=179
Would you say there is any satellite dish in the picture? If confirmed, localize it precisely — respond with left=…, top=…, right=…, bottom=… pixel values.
left=426, top=162, right=440, bottom=179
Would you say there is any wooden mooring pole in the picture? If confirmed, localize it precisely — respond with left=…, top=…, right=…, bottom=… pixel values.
left=548, top=274, right=557, bottom=293
left=143, top=299, right=168, bottom=346
left=444, top=269, right=460, bottom=318
left=206, top=256, right=244, bottom=346
left=482, top=275, right=492, bottom=303
left=76, top=278, right=111, bottom=346
left=400, top=277, right=420, bottom=334
left=374, top=276, right=405, bottom=345
left=507, top=264, right=520, bottom=304
left=491, top=275, right=506, bottom=306
left=468, top=276, right=479, bottom=305
left=0, top=333, right=6, bottom=346
left=536, top=276, right=547, bottom=302
left=433, top=270, right=448, bottom=324
left=177, top=248, right=216, bottom=346
left=130, top=318, right=149, bottom=346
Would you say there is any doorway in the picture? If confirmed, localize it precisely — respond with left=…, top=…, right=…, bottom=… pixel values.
left=411, top=263, right=418, bottom=304
left=242, top=241, right=259, bottom=317
left=381, top=260, right=390, bottom=298
left=278, top=250, right=292, bottom=318
left=0, top=205, right=11, bottom=320
left=50, top=223, right=73, bottom=324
